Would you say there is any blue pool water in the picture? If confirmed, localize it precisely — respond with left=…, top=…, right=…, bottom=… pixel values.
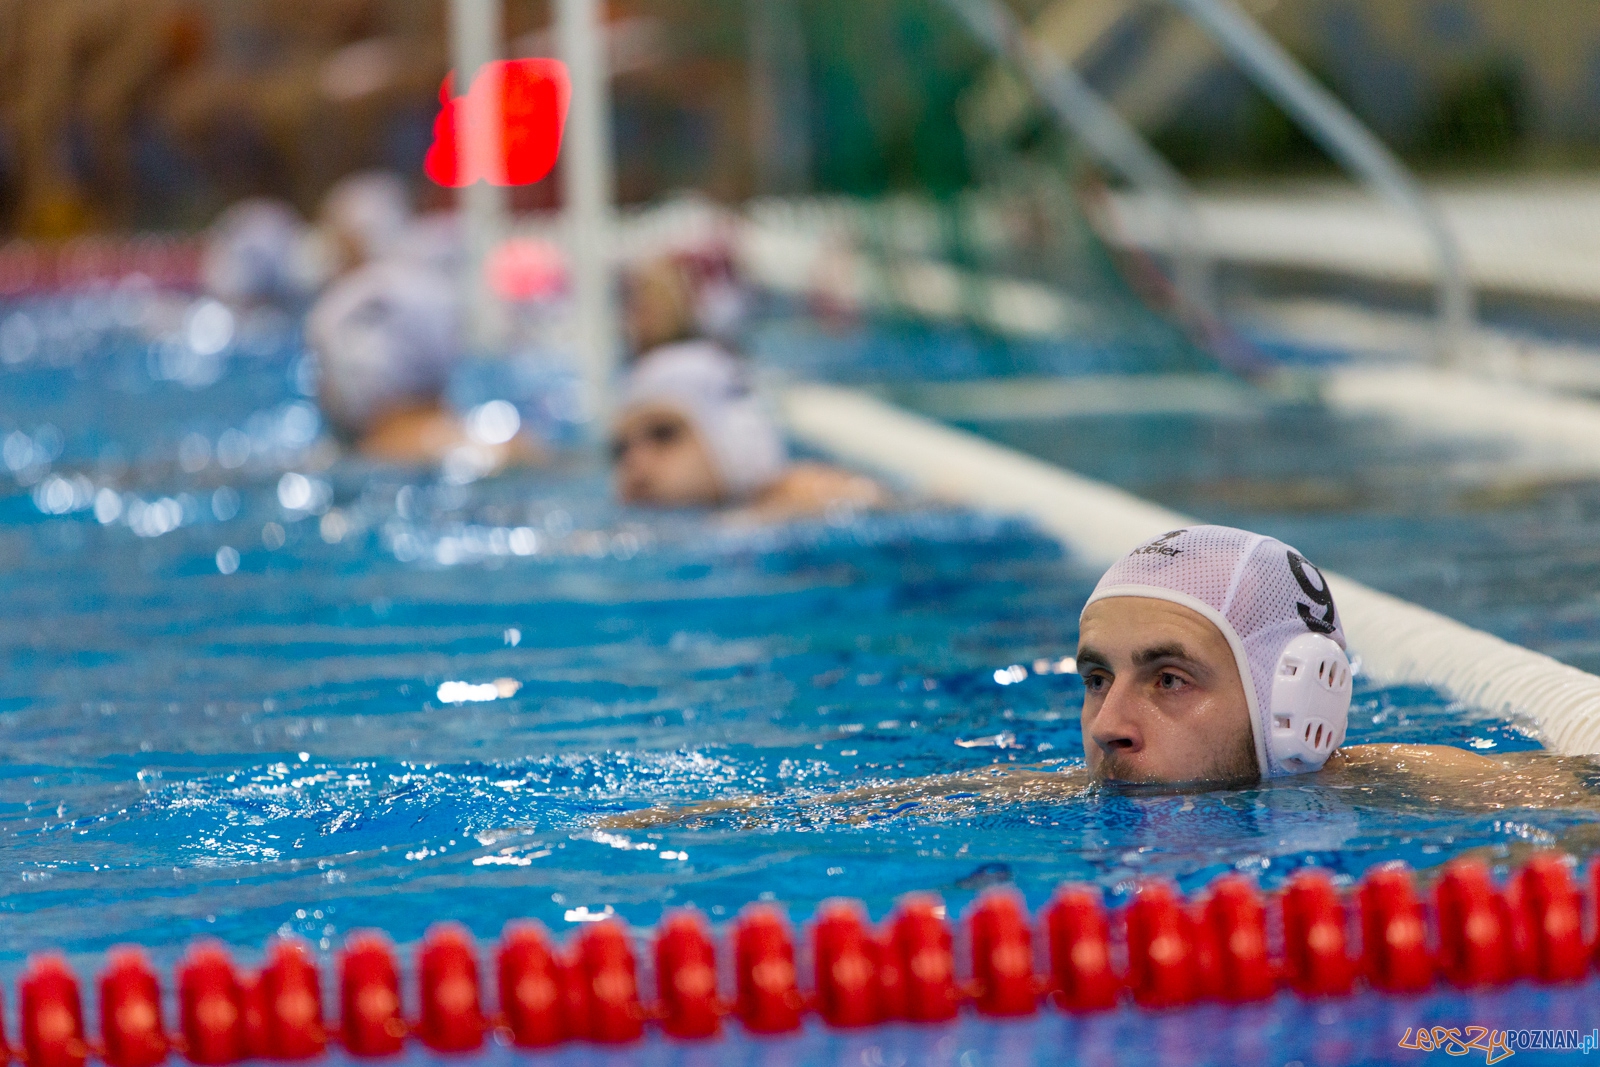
left=2, top=292, right=1598, bottom=1065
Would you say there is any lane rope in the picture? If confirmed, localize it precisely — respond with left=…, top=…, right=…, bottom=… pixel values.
left=0, top=239, right=201, bottom=298
left=8, top=853, right=1591, bottom=1061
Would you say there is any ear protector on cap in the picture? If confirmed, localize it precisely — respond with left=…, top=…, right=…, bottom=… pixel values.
left=1268, top=632, right=1351, bottom=771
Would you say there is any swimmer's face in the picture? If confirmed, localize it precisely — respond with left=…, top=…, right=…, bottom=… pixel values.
left=320, top=218, right=378, bottom=278
left=625, top=262, right=694, bottom=355
left=611, top=403, right=723, bottom=507
left=1077, top=597, right=1258, bottom=786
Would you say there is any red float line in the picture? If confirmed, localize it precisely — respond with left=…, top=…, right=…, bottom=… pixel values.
left=0, top=238, right=202, bottom=298
left=5, top=852, right=1597, bottom=1063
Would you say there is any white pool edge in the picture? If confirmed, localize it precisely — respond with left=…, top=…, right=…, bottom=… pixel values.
left=782, top=383, right=1600, bottom=756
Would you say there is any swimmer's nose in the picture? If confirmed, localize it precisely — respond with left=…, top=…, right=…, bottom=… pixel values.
left=1088, top=683, right=1144, bottom=760
left=615, top=459, right=650, bottom=503
left=618, top=473, right=646, bottom=504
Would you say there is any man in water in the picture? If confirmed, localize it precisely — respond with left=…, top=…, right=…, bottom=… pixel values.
left=1071, top=524, right=1501, bottom=787
left=610, top=524, right=1594, bottom=828
left=305, top=258, right=542, bottom=470
left=612, top=343, right=884, bottom=521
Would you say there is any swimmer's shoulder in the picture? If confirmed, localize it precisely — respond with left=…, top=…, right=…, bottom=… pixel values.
left=358, top=402, right=466, bottom=462
left=741, top=463, right=888, bottom=521
left=1327, top=743, right=1501, bottom=778
left=1322, top=743, right=1599, bottom=812
left=357, top=401, right=546, bottom=468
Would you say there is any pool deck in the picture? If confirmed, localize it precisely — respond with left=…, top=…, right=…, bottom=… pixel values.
left=876, top=353, right=1600, bottom=491
left=1105, top=176, right=1600, bottom=307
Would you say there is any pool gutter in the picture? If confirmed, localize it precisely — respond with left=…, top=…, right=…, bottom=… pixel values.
left=783, top=383, right=1600, bottom=756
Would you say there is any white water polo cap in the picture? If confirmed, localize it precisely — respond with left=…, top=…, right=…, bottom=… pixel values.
left=1083, top=525, right=1352, bottom=778
left=321, top=171, right=411, bottom=265
left=201, top=199, right=322, bottom=305
left=306, top=260, right=461, bottom=437
left=618, top=341, right=787, bottom=500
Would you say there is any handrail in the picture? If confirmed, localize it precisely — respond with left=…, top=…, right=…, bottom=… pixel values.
left=1164, top=0, right=1474, bottom=360
left=940, top=0, right=1215, bottom=321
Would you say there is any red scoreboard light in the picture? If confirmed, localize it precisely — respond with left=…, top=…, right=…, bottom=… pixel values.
left=425, top=59, right=572, bottom=188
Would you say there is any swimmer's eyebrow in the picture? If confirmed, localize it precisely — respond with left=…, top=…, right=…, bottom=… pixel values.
left=1132, top=642, right=1208, bottom=674
left=1077, top=644, right=1210, bottom=675
left=1075, top=645, right=1111, bottom=671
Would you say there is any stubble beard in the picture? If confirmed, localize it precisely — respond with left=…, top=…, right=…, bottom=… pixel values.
left=1093, top=730, right=1260, bottom=788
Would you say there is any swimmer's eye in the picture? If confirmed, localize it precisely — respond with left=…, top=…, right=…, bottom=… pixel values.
left=609, top=420, right=686, bottom=462
left=645, top=420, right=684, bottom=446
left=1082, top=671, right=1110, bottom=694
left=1156, top=671, right=1188, bottom=691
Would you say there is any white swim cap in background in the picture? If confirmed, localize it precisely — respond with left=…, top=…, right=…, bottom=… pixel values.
left=321, top=171, right=412, bottom=266
left=201, top=199, right=322, bottom=305
left=1083, top=525, right=1349, bottom=779
left=389, top=211, right=464, bottom=278
left=694, top=276, right=749, bottom=344
left=306, top=260, right=461, bottom=437
left=617, top=341, right=787, bottom=500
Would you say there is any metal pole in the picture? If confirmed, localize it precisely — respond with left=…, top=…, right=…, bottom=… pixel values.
left=1164, top=0, right=1473, bottom=361
left=941, top=0, right=1214, bottom=321
left=558, top=0, right=619, bottom=422
left=449, top=0, right=509, bottom=353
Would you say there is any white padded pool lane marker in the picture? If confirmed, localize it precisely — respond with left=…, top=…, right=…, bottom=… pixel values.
left=782, top=383, right=1600, bottom=756
left=782, top=384, right=1182, bottom=565
left=1323, top=365, right=1600, bottom=476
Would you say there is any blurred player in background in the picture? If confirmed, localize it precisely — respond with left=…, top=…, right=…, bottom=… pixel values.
left=612, top=341, right=883, bottom=521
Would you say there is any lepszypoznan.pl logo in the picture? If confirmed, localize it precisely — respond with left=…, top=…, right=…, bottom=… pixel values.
left=1399, top=1026, right=1600, bottom=1062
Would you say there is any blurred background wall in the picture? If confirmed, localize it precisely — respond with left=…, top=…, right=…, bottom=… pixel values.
left=2, top=0, right=1599, bottom=239
left=1142, top=0, right=1600, bottom=175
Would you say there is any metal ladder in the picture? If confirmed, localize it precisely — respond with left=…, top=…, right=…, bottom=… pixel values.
left=944, top=0, right=1474, bottom=360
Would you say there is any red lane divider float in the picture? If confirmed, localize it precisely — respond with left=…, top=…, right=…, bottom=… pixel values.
left=6, top=853, right=1600, bottom=1061
left=0, top=238, right=201, bottom=298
